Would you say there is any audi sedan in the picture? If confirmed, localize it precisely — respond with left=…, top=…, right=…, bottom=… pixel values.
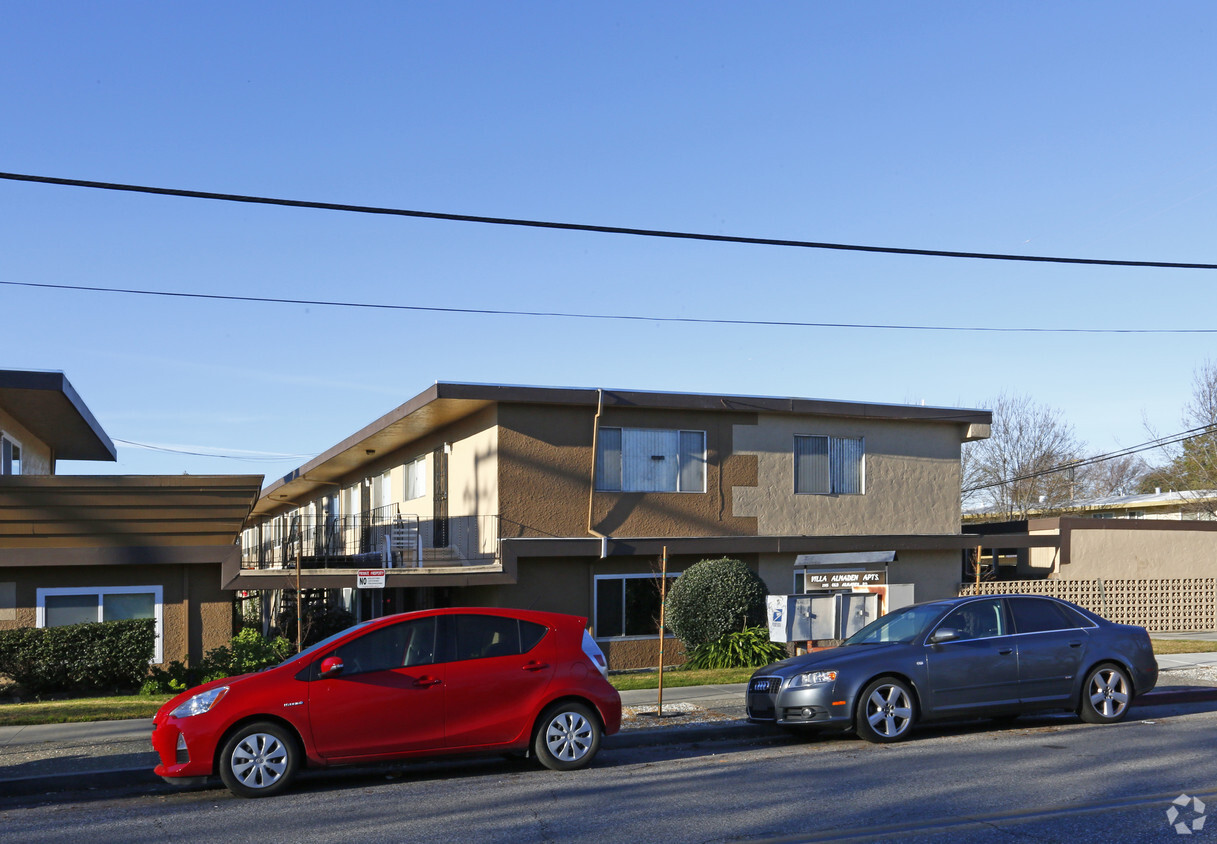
left=746, top=594, right=1158, bottom=742
left=152, top=608, right=621, bottom=797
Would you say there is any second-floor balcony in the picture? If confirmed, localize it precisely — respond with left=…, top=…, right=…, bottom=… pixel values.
left=242, top=505, right=499, bottom=572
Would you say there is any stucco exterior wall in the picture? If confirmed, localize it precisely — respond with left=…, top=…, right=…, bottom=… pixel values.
left=0, top=563, right=231, bottom=666
left=732, top=415, right=965, bottom=536
left=497, top=403, right=759, bottom=540
left=1062, top=525, right=1217, bottom=580
left=0, top=408, right=53, bottom=475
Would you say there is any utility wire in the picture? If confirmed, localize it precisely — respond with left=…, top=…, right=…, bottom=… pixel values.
left=4, top=170, right=1217, bottom=270
left=112, top=437, right=313, bottom=461
left=4, top=279, right=1216, bottom=335
left=962, top=425, right=1213, bottom=494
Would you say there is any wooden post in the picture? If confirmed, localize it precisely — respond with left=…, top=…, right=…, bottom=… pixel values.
left=975, top=546, right=982, bottom=588
left=657, top=545, right=668, bottom=717
left=296, top=548, right=303, bottom=653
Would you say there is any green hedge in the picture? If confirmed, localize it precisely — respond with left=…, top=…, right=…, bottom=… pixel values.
left=0, top=618, right=155, bottom=695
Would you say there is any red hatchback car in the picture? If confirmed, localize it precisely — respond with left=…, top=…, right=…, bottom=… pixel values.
left=152, top=608, right=622, bottom=797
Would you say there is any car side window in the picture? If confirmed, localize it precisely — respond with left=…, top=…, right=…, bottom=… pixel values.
left=453, top=614, right=524, bottom=661
left=1009, top=597, right=1074, bottom=634
left=938, top=599, right=1007, bottom=641
left=331, top=617, right=436, bottom=675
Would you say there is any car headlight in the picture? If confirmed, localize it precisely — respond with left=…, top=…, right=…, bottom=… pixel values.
left=171, top=686, right=229, bottom=718
left=788, top=670, right=838, bottom=688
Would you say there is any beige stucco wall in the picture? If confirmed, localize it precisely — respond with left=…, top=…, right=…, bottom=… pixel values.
left=732, top=415, right=964, bottom=536
left=1062, top=526, right=1217, bottom=580
left=0, top=408, right=53, bottom=475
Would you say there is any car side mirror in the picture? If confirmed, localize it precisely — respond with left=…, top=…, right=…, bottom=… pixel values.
left=319, top=656, right=345, bottom=678
left=930, top=628, right=960, bottom=644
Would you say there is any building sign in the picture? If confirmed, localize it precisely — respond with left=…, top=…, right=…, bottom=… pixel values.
left=803, top=570, right=886, bottom=589
left=357, top=569, right=386, bottom=589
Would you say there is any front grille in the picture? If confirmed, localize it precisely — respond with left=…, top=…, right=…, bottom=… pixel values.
left=749, top=677, right=781, bottom=694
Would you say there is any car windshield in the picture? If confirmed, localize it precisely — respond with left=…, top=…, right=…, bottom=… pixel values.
left=843, top=603, right=946, bottom=645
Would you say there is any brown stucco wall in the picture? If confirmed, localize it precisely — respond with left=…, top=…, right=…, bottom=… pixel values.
left=496, top=403, right=759, bottom=540
left=0, top=563, right=231, bottom=666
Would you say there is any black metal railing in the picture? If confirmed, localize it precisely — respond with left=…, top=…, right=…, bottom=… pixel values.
left=242, top=509, right=499, bottom=571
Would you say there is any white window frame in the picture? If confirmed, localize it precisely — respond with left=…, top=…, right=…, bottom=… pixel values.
left=595, top=427, right=706, bottom=493
left=403, top=456, right=427, bottom=500
left=794, top=434, right=865, bottom=495
left=593, top=573, right=679, bottom=640
left=36, top=585, right=164, bottom=663
left=1, top=433, right=21, bottom=476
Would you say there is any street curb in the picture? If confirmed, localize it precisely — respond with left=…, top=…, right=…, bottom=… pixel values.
left=4, top=687, right=1215, bottom=800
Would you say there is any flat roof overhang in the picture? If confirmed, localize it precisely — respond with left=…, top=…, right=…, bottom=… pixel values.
left=0, top=475, right=263, bottom=552
left=255, top=382, right=993, bottom=518
left=0, top=370, right=116, bottom=462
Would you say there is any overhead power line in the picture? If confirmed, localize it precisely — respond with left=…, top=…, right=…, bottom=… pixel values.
left=112, top=438, right=315, bottom=461
left=5, top=279, right=1217, bottom=335
left=3, top=170, right=1217, bottom=270
left=962, top=424, right=1213, bottom=494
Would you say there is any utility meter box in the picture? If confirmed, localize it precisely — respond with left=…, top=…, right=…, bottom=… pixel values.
left=767, top=592, right=880, bottom=642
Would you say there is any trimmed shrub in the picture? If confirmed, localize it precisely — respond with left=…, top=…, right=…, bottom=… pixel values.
left=664, top=557, right=768, bottom=649
left=141, top=628, right=294, bottom=694
left=685, top=626, right=788, bottom=669
left=0, top=618, right=155, bottom=695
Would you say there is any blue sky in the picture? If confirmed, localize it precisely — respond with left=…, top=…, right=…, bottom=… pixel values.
left=3, top=3, right=1216, bottom=483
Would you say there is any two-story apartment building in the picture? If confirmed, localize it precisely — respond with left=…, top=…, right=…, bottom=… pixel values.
left=0, top=370, right=262, bottom=666
left=236, top=383, right=992, bottom=668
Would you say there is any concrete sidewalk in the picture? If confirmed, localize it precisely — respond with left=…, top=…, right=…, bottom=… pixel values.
left=3, top=655, right=1217, bottom=798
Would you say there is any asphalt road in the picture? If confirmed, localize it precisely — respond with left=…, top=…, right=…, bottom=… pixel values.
left=3, top=700, right=1217, bottom=843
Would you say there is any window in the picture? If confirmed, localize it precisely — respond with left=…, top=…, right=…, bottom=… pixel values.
left=1, top=435, right=20, bottom=475
left=332, top=617, right=436, bottom=674
left=937, top=598, right=1007, bottom=641
left=594, top=574, right=678, bottom=638
left=451, top=614, right=546, bottom=660
left=595, top=428, right=706, bottom=493
left=37, top=586, right=163, bottom=662
left=1009, top=597, right=1077, bottom=633
left=403, top=457, right=426, bottom=500
left=794, top=435, right=864, bottom=494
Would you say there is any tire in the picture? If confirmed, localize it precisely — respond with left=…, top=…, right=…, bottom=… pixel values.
left=533, top=702, right=602, bottom=771
left=855, top=677, right=916, bottom=743
left=218, top=721, right=300, bottom=798
left=1078, top=663, right=1132, bottom=724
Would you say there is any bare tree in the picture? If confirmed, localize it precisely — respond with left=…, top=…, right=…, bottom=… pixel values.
left=1075, top=452, right=1149, bottom=499
left=1140, top=359, right=1217, bottom=516
left=962, top=392, right=1085, bottom=519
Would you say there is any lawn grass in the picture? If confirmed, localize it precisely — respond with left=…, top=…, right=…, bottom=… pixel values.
left=0, top=694, right=172, bottom=728
left=1, top=637, right=1213, bottom=727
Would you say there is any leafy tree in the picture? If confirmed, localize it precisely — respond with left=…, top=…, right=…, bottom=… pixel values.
left=664, top=557, right=768, bottom=649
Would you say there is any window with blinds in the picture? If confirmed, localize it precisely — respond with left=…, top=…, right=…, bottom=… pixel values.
left=794, top=435, right=864, bottom=495
left=595, top=427, right=706, bottom=493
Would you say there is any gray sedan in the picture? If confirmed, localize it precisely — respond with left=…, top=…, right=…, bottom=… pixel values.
left=746, top=594, right=1158, bottom=742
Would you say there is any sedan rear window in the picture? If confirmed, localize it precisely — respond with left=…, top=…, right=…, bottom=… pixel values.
left=1009, top=597, right=1076, bottom=633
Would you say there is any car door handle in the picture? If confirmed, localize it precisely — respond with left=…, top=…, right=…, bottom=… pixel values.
left=1069, top=641, right=1083, bottom=648
left=998, top=648, right=1013, bottom=655
left=523, top=661, right=549, bottom=672
left=414, top=676, right=442, bottom=687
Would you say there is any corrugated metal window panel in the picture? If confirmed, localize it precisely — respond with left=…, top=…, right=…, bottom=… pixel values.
left=595, top=427, right=622, bottom=491
left=795, top=435, right=830, bottom=494
left=678, top=430, right=706, bottom=492
left=622, top=428, right=678, bottom=491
